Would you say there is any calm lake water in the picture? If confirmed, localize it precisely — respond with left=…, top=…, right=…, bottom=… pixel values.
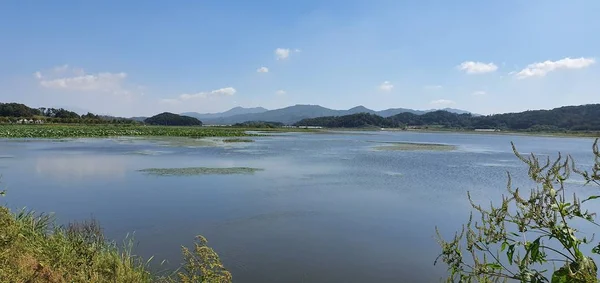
left=0, top=131, right=598, bottom=282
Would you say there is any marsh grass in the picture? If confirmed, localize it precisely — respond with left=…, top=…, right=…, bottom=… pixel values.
left=138, top=167, right=264, bottom=176
left=0, top=207, right=153, bottom=282
left=0, top=206, right=232, bottom=283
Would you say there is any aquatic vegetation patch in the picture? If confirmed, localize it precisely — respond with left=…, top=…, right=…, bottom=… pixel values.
left=222, top=138, right=254, bottom=143
left=145, top=137, right=218, bottom=148
left=383, top=171, right=404, bottom=177
left=372, top=141, right=456, bottom=151
left=138, top=167, right=264, bottom=176
left=0, top=124, right=255, bottom=139
left=129, top=150, right=173, bottom=156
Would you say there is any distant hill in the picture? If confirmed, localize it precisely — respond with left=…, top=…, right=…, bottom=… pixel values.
left=232, top=121, right=284, bottom=128
left=144, top=112, right=202, bottom=126
left=182, top=107, right=268, bottom=120
left=376, top=108, right=427, bottom=117
left=438, top=108, right=475, bottom=115
left=201, top=104, right=473, bottom=125
left=129, top=116, right=148, bottom=122
left=295, top=104, right=600, bottom=131
left=296, top=113, right=399, bottom=128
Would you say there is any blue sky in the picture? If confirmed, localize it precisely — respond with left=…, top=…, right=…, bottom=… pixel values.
left=1, top=0, right=599, bottom=116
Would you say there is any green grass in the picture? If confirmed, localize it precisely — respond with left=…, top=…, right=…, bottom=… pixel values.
left=0, top=124, right=256, bottom=139
left=0, top=205, right=232, bottom=283
left=138, top=167, right=264, bottom=176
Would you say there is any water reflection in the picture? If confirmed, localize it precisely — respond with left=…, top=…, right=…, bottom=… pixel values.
left=35, top=155, right=128, bottom=180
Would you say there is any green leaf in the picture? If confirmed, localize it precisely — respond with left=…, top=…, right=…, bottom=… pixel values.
left=501, top=242, right=508, bottom=252
left=551, top=267, right=569, bottom=283
left=485, top=263, right=503, bottom=270
left=530, top=239, right=542, bottom=262
left=582, top=195, right=600, bottom=203
left=507, top=244, right=515, bottom=264
left=592, top=243, right=600, bottom=254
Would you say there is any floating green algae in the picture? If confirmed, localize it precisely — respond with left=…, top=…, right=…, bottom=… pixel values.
left=372, top=141, right=456, bottom=151
left=138, top=167, right=264, bottom=176
left=222, top=138, right=254, bottom=143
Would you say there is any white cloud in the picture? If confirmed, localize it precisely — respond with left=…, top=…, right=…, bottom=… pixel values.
left=514, top=57, right=595, bottom=79
left=275, top=90, right=286, bottom=95
left=275, top=48, right=291, bottom=60
left=53, top=64, right=70, bottom=73
left=379, top=81, right=394, bottom=92
left=458, top=61, right=498, bottom=74
left=35, top=65, right=133, bottom=96
left=294, top=49, right=302, bottom=53
left=180, top=87, right=236, bottom=100
left=424, top=85, right=443, bottom=90
left=430, top=99, right=455, bottom=106
left=40, top=72, right=127, bottom=91
left=472, top=90, right=487, bottom=96
left=162, top=87, right=237, bottom=105
left=257, top=67, right=269, bottom=73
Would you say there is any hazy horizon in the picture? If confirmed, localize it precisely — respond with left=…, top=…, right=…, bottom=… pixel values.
left=2, top=1, right=599, bottom=117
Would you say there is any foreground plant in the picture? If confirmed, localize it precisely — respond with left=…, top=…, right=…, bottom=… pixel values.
left=0, top=190, right=231, bottom=282
left=436, top=139, right=600, bottom=282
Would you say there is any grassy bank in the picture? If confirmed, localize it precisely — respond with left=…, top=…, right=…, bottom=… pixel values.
left=0, top=124, right=255, bottom=139
left=0, top=205, right=231, bottom=282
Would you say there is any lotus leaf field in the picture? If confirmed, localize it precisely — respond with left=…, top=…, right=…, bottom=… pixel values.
left=0, top=125, right=256, bottom=138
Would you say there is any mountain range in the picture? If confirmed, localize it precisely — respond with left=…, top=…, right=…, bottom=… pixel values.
left=182, top=105, right=473, bottom=125
left=181, top=106, right=268, bottom=120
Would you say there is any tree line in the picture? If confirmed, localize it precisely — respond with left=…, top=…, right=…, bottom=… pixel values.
left=295, top=104, right=600, bottom=131
left=0, top=103, right=137, bottom=124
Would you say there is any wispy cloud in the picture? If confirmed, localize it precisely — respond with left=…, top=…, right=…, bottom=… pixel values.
left=34, top=65, right=133, bottom=96
left=257, top=67, right=269, bottom=73
left=430, top=99, right=455, bottom=106
left=275, top=48, right=291, bottom=60
left=458, top=61, right=498, bottom=74
left=514, top=57, right=595, bottom=79
left=379, top=81, right=394, bottom=92
left=472, top=90, right=487, bottom=96
left=162, top=87, right=237, bottom=104
left=275, top=90, right=286, bottom=95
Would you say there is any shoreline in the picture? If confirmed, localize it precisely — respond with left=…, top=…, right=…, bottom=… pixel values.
left=321, top=127, right=600, bottom=138
left=0, top=124, right=598, bottom=139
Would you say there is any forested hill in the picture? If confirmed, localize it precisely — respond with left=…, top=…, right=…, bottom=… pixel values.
left=144, top=112, right=202, bottom=126
left=296, top=104, right=600, bottom=131
left=295, top=113, right=400, bottom=128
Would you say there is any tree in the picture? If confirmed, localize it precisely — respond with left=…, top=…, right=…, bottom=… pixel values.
left=436, top=139, right=600, bottom=282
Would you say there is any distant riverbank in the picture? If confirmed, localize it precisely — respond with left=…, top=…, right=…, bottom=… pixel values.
left=320, top=127, right=600, bottom=138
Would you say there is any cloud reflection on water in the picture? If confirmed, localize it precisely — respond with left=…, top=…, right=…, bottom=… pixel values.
left=35, top=155, right=128, bottom=181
